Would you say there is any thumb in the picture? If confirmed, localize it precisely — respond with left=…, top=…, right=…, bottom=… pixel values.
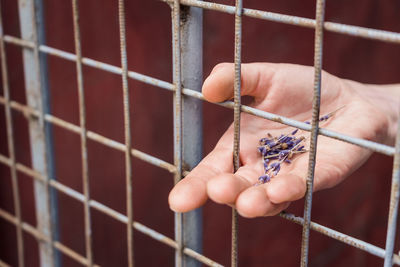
left=202, top=62, right=277, bottom=103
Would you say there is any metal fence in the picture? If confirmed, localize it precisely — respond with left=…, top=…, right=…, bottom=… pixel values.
left=1, top=0, right=400, bottom=266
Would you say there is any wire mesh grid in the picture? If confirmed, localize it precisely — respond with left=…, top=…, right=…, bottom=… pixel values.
left=1, top=0, right=400, bottom=266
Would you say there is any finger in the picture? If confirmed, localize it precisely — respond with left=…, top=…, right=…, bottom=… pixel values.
left=168, top=146, right=232, bottom=212
left=202, top=62, right=277, bottom=103
left=206, top=165, right=259, bottom=205
left=266, top=173, right=307, bottom=204
left=236, top=185, right=290, bottom=218
left=233, top=172, right=305, bottom=217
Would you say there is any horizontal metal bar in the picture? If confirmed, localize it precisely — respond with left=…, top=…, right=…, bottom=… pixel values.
left=280, top=212, right=400, bottom=265
left=1, top=35, right=395, bottom=156
left=0, top=208, right=98, bottom=267
left=1, top=153, right=396, bottom=266
left=90, top=202, right=223, bottom=267
left=181, top=89, right=395, bottom=156
left=7, top=1, right=400, bottom=47
left=0, top=3, right=25, bottom=265
left=0, top=96, right=185, bottom=176
left=0, top=154, right=223, bottom=267
left=89, top=200, right=178, bottom=249
left=177, top=0, right=400, bottom=44
left=3, top=35, right=35, bottom=48
left=2, top=35, right=173, bottom=90
left=182, top=248, right=223, bottom=267
left=41, top=45, right=174, bottom=91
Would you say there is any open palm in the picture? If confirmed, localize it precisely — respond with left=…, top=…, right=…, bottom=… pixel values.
left=169, top=62, right=393, bottom=218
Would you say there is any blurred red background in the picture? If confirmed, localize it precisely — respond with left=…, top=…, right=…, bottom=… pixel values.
left=1, top=0, right=400, bottom=266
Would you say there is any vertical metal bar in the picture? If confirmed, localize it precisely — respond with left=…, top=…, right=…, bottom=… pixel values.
left=232, top=0, right=243, bottom=266
left=180, top=4, right=203, bottom=267
left=383, top=114, right=400, bottom=266
left=300, top=0, right=326, bottom=266
left=17, top=0, right=55, bottom=266
left=172, top=1, right=183, bottom=266
left=34, top=1, right=60, bottom=264
left=118, top=0, right=135, bottom=266
left=0, top=2, right=24, bottom=266
left=71, top=0, right=93, bottom=266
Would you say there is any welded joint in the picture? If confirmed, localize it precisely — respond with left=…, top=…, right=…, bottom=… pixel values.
left=22, top=108, right=39, bottom=122
left=162, top=0, right=175, bottom=8
left=162, top=0, right=176, bottom=9
left=162, top=0, right=191, bottom=25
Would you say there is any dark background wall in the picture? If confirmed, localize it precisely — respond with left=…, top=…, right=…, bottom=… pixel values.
left=1, top=0, right=400, bottom=266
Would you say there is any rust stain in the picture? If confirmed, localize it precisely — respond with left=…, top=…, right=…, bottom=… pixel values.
left=271, top=117, right=283, bottom=123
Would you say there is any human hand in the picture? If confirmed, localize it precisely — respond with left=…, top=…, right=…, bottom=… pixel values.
left=168, top=62, right=398, bottom=218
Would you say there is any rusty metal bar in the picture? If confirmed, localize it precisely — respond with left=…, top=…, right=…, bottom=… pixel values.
left=0, top=96, right=186, bottom=176
left=0, top=208, right=99, bottom=267
left=0, top=156, right=223, bottom=267
left=177, top=0, right=400, bottom=44
left=383, top=113, right=400, bottom=266
left=17, top=0, right=55, bottom=266
left=3, top=35, right=35, bottom=48
left=300, top=0, right=325, bottom=266
left=1, top=35, right=394, bottom=156
left=171, top=1, right=184, bottom=266
left=180, top=3, right=204, bottom=267
left=2, top=153, right=399, bottom=266
left=5, top=35, right=396, bottom=157
left=0, top=2, right=24, bottom=266
left=280, top=212, right=400, bottom=265
left=118, top=0, right=135, bottom=266
left=89, top=204, right=222, bottom=267
left=2, top=3, right=400, bottom=265
left=231, top=0, right=243, bottom=266
left=71, top=0, right=93, bottom=265
left=92, top=200, right=223, bottom=267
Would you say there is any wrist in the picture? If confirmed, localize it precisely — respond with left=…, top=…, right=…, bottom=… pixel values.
left=358, top=82, right=400, bottom=146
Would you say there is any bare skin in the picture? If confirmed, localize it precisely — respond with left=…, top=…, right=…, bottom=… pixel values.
left=168, top=62, right=399, bottom=218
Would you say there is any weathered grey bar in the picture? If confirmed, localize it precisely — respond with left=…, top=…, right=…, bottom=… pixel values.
left=17, top=0, right=55, bottom=266
left=180, top=3, right=204, bottom=267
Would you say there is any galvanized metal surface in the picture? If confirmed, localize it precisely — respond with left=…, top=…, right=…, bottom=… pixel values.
left=0, top=96, right=186, bottom=178
left=300, top=0, right=325, bottom=266
left=180, top=3, right=204, bottom=267
left=1, top=0, right=400, bottom=266
left=71, top=0, right=93, bottom=265
left=0, top=31, right=399, bottom=265
left=280, top=212, right=400, bottom=265
left=17, top=0, right=55, bottom=266
left=2, top=148, right=400, bottom=266
left=118, top=0, right=135, bottom=266
left=0, top=154, right=223, bottom=267
left=1, top=35, right=395, bottom=156
left=171, top=1, right=184, bottom=266
left=383, top=113, right=400, bottom=266
left=0, top=2, right=24, bottom=266
left=178, top=0, right=400, bottom=44
left=1, top=33, right=399, bottom=264
left=0, top=207, right=98, bottom=267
